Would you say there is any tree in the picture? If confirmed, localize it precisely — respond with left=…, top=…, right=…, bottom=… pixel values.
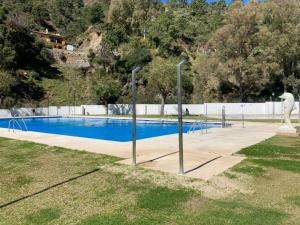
left=51, top=0, right=84, bottom=32
left=149, top=11, right=183, bottom=56
left=95, top=76, right=122, bottom=114
left=5, top=14, right=52, bottom=69
left=191, top=54, right=220, bottom=103
left=210, top=1, right=270, bottom=102
left=261, top=0, right=300, bottom=95
left=191, top=0, right=208, bottom=15
left=131, top=0, right=160, bottom=38
left=85, top=3, right=105, bottom=25
left=0, top=12, right=53, bottom=105
left=121, top=38, right=152, bottom=73
left=108, top=0, right=135, bottom=32
left=0, top=70, right=14, bottom=107
left=146, top=57, right=177, bottom=114
left=146, top=57, right=192, bottom=115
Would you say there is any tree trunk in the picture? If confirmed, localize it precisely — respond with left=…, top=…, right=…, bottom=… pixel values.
left=160, top=95, right=165, bottom=116
left=105, top=102, right=109, bottom=115
left=239, top=69, right=245, bottom=102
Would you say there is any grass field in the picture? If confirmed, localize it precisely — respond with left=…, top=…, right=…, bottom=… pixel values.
left=0, top=133, right=299, bottom=225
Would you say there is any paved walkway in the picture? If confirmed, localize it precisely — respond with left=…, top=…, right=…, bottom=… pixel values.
left=0, top=121, right=279, bottom=180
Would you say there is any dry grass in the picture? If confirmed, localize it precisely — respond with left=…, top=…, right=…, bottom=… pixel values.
left=0, top=135, right=299, bottom=225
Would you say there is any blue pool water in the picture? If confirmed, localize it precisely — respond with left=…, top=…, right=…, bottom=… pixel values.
left=0, top=117, right=220, bottom=142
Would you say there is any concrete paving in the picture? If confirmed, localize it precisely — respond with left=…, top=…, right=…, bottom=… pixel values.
left=0, top=120, right=279, bottom=180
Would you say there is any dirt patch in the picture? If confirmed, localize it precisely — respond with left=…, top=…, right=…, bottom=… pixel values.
left=101, top=163, right=248, bottom=199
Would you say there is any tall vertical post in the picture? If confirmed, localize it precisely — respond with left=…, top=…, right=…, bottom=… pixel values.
left=73, top=91, right=76, bottom=117
left=47, top=96, right=50, bottom=116
left=132, top=67, right=140, bottom=165
left=177, top=60, right=187, bottom=175
left=222, top=106, right=226, bottom=128
left=205, top=103, right=208, bottom=133
left=281, top=98, right=284, bottom=124
left=298, top=94, right=300, bottom=124
left=241, top=104, right=245, bottom=128
left=272, top=92, right=275, bottom=119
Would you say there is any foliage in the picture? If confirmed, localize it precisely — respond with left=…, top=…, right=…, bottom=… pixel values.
left=146, top=57, right=178, bottom=114
left=0, top=70, right=15, bottom=106
left=95, top=75, right=122, bottom=113
left=0, top=7, right=52, bottom=107
left=0, top=0, right=300, bottom=105
left=145, top=57, right=192, bottom=114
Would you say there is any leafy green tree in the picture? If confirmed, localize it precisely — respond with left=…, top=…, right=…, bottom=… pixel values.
left=85, top=3, right=105, bottom=25
left=210, top=1, right=270, bottom=101
left=108, top=0, right=135, bottom=32
left=95, top=76, right=122, bottom=114
left=261, top=0, right=300, bottom=95
left=0, top=70, right=14, bottom=107
left=146, top=57, right=192, bottom=114
left=131, top=0, right=160, bottom=38
left=149, top=11, right=182, bottom=56
left=121, top=38, right=152, bottom=72
left=51, top=0, right=84, bottom=32
left=31, top=3, right=50, bottom=28
left=103, top=24, right=128, bottom=48
left=191, top=0, right=208, bottom=14
left=5, top=15, right=52, bottom=69
left=146, top=57, right=177, bottom=114
left=0, top=11, right=53, bottom=105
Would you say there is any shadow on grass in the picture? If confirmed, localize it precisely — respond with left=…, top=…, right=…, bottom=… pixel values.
left=0, top=168, right=100, bottom=209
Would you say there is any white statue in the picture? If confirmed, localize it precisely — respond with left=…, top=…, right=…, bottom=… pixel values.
left=277, top=92, right=297, bottom=136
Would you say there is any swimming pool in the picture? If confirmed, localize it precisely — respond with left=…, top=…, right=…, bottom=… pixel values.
left=0, top=117, right=220, bottom=142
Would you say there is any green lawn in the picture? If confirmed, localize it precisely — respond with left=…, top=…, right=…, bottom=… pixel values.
left=0, top=134, right=299, bottom=225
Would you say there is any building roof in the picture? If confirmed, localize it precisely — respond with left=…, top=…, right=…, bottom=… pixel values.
left=32, top=30, right=65, bottom=39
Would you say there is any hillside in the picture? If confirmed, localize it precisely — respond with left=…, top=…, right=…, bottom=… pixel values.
left=0, top=0, right=299, bottom=112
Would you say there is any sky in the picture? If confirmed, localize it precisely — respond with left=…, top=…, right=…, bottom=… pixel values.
left=161, top=0, right=249, bottom=5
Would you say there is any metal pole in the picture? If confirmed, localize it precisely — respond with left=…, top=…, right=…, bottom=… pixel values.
left=222, top=106, right=226, bottom=128
left=241, top=104, right=245, bottom=128
left=73, top=91, right=76, bottom=118
left=272, top=92, right=275, bottom=119
left=132, top=67, right=140, bottom=165
left=47, top=96, right=50, bottom=116
left=298, top=94, right=300, bottom=124
left=281, top=98, right=284, bottom=124
left=177, top=60, right=187, bottom=175
left=205, top=103, right=208, bottom=133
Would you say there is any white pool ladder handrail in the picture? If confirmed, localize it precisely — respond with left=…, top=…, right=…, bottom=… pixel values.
left=8, top=110, right=28, bottom=132
left=188, top=120, right=204, bottom=134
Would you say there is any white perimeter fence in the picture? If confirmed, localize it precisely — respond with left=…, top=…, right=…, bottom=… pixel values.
left=0, top=102, right=300, bottom=118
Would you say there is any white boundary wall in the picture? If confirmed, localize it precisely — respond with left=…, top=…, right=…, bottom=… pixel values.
left=0, top=102, right=299, bottom=117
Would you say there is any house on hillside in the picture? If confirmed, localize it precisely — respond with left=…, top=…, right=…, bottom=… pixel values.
left=32, top=29, right=66, bottom=49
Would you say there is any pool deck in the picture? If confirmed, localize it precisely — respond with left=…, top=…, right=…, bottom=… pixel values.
left=0, top=118, right=280, bottom=180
